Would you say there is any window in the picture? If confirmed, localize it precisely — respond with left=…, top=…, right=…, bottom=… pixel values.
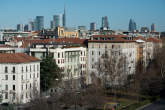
left=26, top=93, right=28, bottom=98
left=112, top=45, right=114, bottom=49
left=22, top=85, right=23, bottom=90
left=26, top=84, right=27, bottom=90
left=21, top=95, right=24, bottom=100
left=30, top=74, right=31, bottom=78
left=30, top=66, right=31, bottom=72
left=5, top=66, right=8, bottom=73
left=5, top=75, right=8, bottom=80
left=26, top=66, right=28, bottom=72
left=62, top=52, right=64, bottom=58
left=58, top=53, right=60, bottom=58
left=34, top=65, right=35, bottom=72
left=92, top=65, right=94, bottom=69
left=92, top=58, right=94, bottom=62
left=37, top=73, right=39, bottom=78
left=5, top=93, right=8, bottom=99
left=99, top=51, right=101, bottom=56
left=22, top=67, right=24, bottom=72
left=12, top=67, right=15, bottom=73
left=13, top=93, right=16, bottom=100
left=92, top=51, right=94, bottom=55
left=13, top=85, right=15, bottom=91
left=13, top=75, right=15, bottom=80
left=21, top=75, right=23, bottom=80
left=5, top=85, right=8, bottom=90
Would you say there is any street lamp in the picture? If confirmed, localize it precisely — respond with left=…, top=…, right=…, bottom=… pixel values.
left=75, top=91, right=81, bottom=110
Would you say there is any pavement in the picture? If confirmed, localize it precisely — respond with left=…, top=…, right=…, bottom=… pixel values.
left=138, top=99, right=165, bottom=110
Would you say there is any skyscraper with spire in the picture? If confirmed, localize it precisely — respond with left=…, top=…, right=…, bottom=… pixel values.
left=63, top=4, right=66, bottom=28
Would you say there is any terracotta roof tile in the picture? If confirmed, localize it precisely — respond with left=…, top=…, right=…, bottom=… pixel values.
left=0, top=53, right=40, bottom=63
left=0, top=45, right=12, bottom=48
left=147, top=37, right=162, bottom=43
left=90, top=35, right=134, bottom=43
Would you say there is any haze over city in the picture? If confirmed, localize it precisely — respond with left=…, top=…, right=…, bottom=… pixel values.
left=0, top=0, right=165, bottom=31
left=0, top=0, right=165, bottom=110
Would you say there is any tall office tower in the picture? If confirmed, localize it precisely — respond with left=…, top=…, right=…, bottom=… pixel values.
left=34, top=16, right=44, bottom=31
left=101, top=16, right=109, bottom=30
left=17, top=24, right=24, bottom=32
left=151, top=23, right=156, bottom=32
left=141, top=27, right=150, bottom=33
left=129, top=19, right=137, bottom=32
left=53, top=15, right=62, bottom=28
left=90, top=22, right=96, bottom=31
left=28, top=21, right=34, bottom=31
left=50, top=21, right=54, bottom=29
left=63, top=5, right=66, bottom=27
left=78, top=26, right=86, bottom=30
left=24, top=24, right=29, bottom=32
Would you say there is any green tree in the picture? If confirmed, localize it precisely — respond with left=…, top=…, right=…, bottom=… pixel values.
left=40, top=55, right=63, bottom=92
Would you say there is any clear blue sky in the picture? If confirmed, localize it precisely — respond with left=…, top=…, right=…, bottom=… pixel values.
left=0, top=0, right=165, bottom=31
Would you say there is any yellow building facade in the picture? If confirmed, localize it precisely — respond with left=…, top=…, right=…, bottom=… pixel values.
left=56, top=27, right=79, bottom=38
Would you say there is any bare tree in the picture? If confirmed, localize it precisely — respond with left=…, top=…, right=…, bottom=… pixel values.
left=94, top=50, right=128, bottom=101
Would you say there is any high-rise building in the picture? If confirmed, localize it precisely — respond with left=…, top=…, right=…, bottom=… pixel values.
left=34, top=16, right=44, bottom=31
left=50, top=21, right=54, bottom=29
left=63, top=5, right=66, bottom=27
left=151, top=23, right=156, bottom=32
left=53, top=15, right=63, bottom=28
left=24, top=24, right=29, bottom=32
left=28, top=21, right=34, bottom=31
left=90, top=22, right=96, bottom=31
left=17, top=24, right=24, bottom=32
left=78, top=26, right=86, bottom=30
left=129, top=19, right=137, bottom=32
left=101, top=16, right=109, bottom=30
left=141, top=27, right=150, bottom=33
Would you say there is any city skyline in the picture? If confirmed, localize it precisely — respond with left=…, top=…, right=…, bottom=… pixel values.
left=0, top=0, right=165, bottom=31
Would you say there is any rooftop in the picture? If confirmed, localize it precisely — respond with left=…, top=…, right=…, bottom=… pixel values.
left=0, top=53, right=40, bottom=63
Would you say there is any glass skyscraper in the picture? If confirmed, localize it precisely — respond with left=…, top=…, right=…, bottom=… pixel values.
left=129, top=19, right=137, bottom=32
left=34, top=16, right=44, bottom=31
left=53, top=15, right=62, bottom=29
left=101, top=16, right=109, bottom=30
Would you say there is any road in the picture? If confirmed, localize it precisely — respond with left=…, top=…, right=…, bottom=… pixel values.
left=140, top=99, right=165, bottom=110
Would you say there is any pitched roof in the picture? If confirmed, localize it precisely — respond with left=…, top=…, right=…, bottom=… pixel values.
left=0, top=53, right=40, bottom=63
left=55, top=38, right=86, bottom=44
left=147, top=37, right=162, bottom=43
left=21, top=38, right=87, bottom=48
left=90, top=35, right=134, bottom=43
left=133, top=36, right=147, bottom=41
left=0, top=44, right=12, bottom=48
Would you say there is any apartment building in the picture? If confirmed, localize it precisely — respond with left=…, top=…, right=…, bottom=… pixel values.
left=29, top=42, right=87, bottom=88
left=0, top=53, right=40, bottom=104
left=88, top=35, right=137, bottom=84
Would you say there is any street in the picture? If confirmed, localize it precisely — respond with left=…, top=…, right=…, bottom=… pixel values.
left=140, top=99, right=165, bottom=110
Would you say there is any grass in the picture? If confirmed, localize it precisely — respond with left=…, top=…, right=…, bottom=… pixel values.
left=123, top=100, right=150, bottom=110
left=104, top=93, right=151, bottom=110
